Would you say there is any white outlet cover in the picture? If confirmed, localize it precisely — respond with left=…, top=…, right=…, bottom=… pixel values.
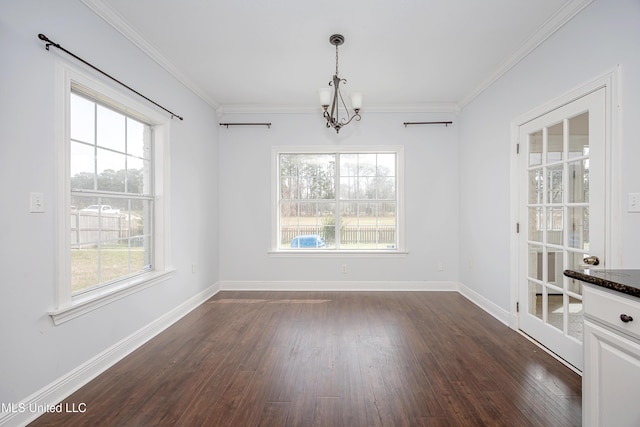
left=629, top=193, right=640, bottom=213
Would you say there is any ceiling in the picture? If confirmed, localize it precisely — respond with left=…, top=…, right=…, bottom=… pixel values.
left=82, top=0, right=592, bottom=113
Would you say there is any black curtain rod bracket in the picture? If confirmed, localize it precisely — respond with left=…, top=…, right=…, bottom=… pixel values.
left=38, top=33, right=184, bottom=121
left=403, top=121, right=453, bottom=127
left=219, top=123, right=272, bottom=129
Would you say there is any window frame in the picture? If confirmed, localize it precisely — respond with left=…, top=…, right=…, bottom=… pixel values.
left=50, top=62, right=173, bottom=325
left=271, top=145, right=406, bottom=255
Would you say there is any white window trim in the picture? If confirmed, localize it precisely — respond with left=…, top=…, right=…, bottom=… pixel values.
left=50, top=61, right=174, bottom=325
left=270, top=145, right=406, bottom=255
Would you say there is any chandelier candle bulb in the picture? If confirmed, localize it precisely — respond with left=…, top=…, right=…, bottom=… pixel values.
left=350, top=93, right=363, bottom=110
left=318, top=88, right=332, bottom=107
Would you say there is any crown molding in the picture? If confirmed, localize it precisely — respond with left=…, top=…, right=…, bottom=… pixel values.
left=459, top=0, right=594, bottom=108
left=80, top=0, right=221, bottom=111
left=219, top=103, right=460, bottom=115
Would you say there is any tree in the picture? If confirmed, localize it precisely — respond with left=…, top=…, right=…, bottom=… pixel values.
left=70, top=167, right=145, bottom=210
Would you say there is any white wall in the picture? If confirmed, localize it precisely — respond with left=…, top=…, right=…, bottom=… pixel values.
left=459, top=0, right=640, bottom=310
left=218, top=111, right=459, bottom=285
left=0, top=0, right=219, bottom=409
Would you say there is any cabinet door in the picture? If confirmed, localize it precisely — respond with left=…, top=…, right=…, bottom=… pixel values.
left=584, top=319, right=640, bottom=427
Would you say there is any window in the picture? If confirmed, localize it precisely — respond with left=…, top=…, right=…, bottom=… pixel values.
left=276, top=148, right=403, bottom=251
left=69, top=90, right=153, bottom=293
left=51, top=63, right=172, bottom=324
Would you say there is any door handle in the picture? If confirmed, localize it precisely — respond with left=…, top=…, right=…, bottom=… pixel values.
left=583, top=255, right=600, bottom=266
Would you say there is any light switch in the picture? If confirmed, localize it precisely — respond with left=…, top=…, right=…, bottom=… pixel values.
left=30, top=192, right=45, bottom=213
left=629, top=193, right=640, bottom=213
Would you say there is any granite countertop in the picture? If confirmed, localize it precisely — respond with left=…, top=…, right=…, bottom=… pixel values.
left=563, top=269, right=640, bottom=299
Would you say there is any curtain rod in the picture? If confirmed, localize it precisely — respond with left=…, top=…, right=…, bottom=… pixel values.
left=219, top=123, right=272, bottom=128
left=403, top=121, right=453, bottom=127
left=38, top=34, right=184, bottom=121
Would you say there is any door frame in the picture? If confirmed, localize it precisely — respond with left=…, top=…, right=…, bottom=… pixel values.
left=509, top=69, right=621, bottom=337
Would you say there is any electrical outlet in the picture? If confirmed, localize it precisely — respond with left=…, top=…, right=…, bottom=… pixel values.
left=341, top=264, right=347, bottom=274
left=437, top=261, right=444, bottom=272
left=192, top=263, right=197, bottom=273
left=30, top=192, right=45, bottom=213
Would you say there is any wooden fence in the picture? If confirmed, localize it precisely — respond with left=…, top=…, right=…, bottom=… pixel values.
left=281, top=225, right=395, bottom=245
left=70, top=211, right=129, bottom=248
left=342, top=226, right=395, bottom=244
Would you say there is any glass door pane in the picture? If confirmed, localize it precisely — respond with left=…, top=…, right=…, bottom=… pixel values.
left=525, top=111, right=591, bottom=343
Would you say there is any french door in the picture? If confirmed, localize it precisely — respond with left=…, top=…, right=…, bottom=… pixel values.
left=518, top=88, right=606, bottom=371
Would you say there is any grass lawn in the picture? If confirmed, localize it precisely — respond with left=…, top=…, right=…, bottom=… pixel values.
left=71, top=247, right=145, bottom=292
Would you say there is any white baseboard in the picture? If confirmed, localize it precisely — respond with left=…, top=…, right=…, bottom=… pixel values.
left=457, top=282, right=516, bottom=327
left=220, top=280, right=459, bottom=292
left=222, top=280, right=517, bottom=330
left=0, top=283, right=220, bottom=427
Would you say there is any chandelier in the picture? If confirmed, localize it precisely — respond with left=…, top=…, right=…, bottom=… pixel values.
left=318, top=34, right=362, bottom=133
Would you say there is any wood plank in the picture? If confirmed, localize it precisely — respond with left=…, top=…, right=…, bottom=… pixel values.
left=29, top=292, right=581, bottom=426
left=257, top=402, right=290, bottom=427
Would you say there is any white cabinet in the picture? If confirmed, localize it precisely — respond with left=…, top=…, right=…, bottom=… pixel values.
left=583, top=284, right=640, bottom=427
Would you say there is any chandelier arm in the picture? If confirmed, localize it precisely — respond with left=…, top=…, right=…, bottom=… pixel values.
left=328, top=74, right=342, bottom=125
left=337, top=83, right=352, bottom=125
left=324, top=105, right=338, bottom=129
left=323, top=109, right=333, bottom=128
left=339, top=110, right=362, bottom=128
left=329, top=94, right=337, bottom=125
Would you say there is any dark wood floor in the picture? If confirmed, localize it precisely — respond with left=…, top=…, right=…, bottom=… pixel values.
left=31, top=291, right=581, bottom=426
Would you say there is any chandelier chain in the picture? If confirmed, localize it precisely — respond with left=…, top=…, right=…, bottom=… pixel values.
left=335, top=44, right=339, bottom=76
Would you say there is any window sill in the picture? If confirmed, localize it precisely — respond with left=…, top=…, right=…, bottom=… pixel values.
left=49, top=269, right=175, bottom=325
left=268, top=250, right=409, bottom=258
